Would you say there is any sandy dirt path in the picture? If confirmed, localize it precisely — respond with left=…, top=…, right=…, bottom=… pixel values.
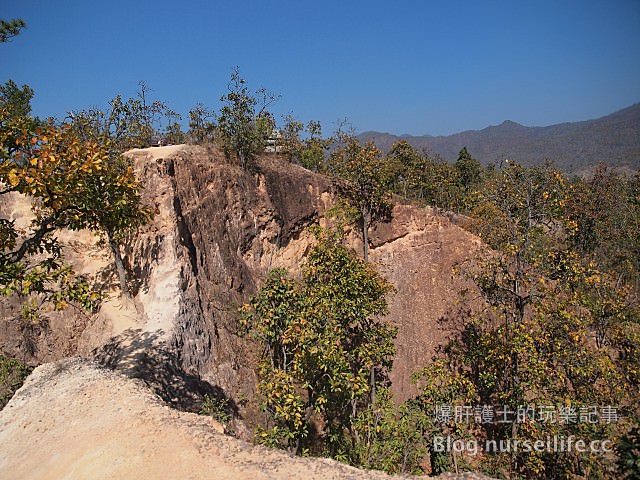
left=0, top=358, right=403, bottom=480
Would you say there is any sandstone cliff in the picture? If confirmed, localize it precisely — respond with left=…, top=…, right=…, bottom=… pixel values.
left=0, top=144, right=484, bottom=477
left=120, top=144, right=480, bottom=417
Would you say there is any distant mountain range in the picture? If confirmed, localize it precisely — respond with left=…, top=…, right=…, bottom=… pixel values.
left=358, top=103, right=640, bottom=175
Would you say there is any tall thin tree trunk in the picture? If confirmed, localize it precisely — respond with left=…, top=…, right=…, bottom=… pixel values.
left=362, top=206, right=369, bottom=262
left=370, top=365, right=376, bottom=406
left=108, top=231, right=130, bottom=297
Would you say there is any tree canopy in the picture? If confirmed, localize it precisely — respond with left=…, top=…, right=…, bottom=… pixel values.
left=217, top=68, right=278, bottom=170
left=0, top=84, right=152, bottom=318
left=328, top=138, right=392, bottom=261
left=0, top=19, right=25, bottom=43
left=240, top=227, right=397, bottom=456
left=415, top=161, right=639, bottom=478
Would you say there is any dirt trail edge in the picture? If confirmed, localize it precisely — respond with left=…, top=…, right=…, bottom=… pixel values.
left=0, top=358, right=403, bottom=480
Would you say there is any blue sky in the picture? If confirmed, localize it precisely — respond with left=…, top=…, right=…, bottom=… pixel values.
left=1, top=0, right=639, bottom=136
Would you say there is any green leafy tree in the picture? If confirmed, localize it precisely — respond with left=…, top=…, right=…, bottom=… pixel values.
left=65, top=107, right=155, bottom=295
left=0, top=81, right=40, bottom=160
left=1, top=107, right=104, bottom=319
left=298, top=120, right=331, bottom=172
left=281, top=115, right=330, bottom=172
left=136, top=81, right=185, bottom=146
left=565, top=164, right=640, bottom=290
left=68, top=95, right=150, bottom=151
left=454, top=147, right=481, bottom=212
left=1, top=92, right=152, bottom=309
left=0, top=354, right=32, bottom=409
left=418, top=161, right=639, bottom=478
left=385, top=141, right=465, bottom=212
left=188, top=103, right=216, bottom=144
left=0, top=80, right=34, bottom=119
left=350, top=388, right=429, bottom=474
left=386, top=140, right=425, bottom=198
left=69, top=84, right=180, bottom=150
left=616, top=426, right=640, bottom=479
left=422, top=156, right=462, bottom=212
left=0, top=19, right=25, bottom=43
left=329, top=138, right=392, bottom=261
left=218, top=67, right=278, bottom=170
left=280, top=115, right=304, bottom=158
left=77, top=153, right=152, bottom=296
left=240, top=227, right=397, bottom=457
left=162, top=108, right=186, bottom=145
left=454, top=147, right=481, bottom=193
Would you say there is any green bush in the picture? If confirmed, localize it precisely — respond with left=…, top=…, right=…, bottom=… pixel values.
left=0, top=355, right=32, bottom=409
left=199, top=394, right=231, bottom=427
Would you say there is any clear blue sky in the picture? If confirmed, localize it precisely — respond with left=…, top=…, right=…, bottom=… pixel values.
left=1, top=0, right=639, bottom=136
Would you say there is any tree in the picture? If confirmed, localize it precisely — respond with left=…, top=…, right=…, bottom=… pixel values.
left=350, top=388, right=429, bottom=474
left=0, top=81, right=39, bottom=157
left=279, top=114, right=304, bottom=159
left=0, top=80, right=34, bottom=119
left=66, top=89, right=186, bottom=296
left=386, top=140, right=424, bottom=198
left=68, top=83, right=182, bottom=150
left=298, top=120, right=331, bottom=172
left=136, top=81, right=154, bottom=146
left=1, top=92, right=152, bottom=306
left=65, top=96, right=158, bottom=296
left=417, top=161, right=639, bottom=478
left=1, top=106, right=103, bottom=319
left=454, top=147, right=481, bottom=212
left=0, top=19, right=25, bottom=43
left=565, top=164, right=640, bottom=290
left=76, top=153, right=152, bottom=297
left=188, top=103, right=216, bottom=144
left=281, top=116, right=331, bottom=172
left=0, top=354, right=32, bottom=409
left=385, top=141, right=466, bottom=212
left=454, top=147, right=481, bottom=193
left=328, top=138, right=392, bottom=262
left=162, top=108, right=186, bottom=145
left=240, top=227, right=396, bottom=456
left=134, top=81, right=186, bottom=146
left=217, top=67, right=278, bottom=170
left=68, top=96, right=149, bottom=151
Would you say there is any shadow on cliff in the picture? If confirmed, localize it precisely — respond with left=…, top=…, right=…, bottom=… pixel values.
left=92, top=328, right=239, bottom=420
left=433, top=303, right=477, bottom=359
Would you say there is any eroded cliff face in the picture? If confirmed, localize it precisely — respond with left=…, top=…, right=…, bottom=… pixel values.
left=124, top=144, right=481, bottom=424
left=1, top=144, right=480, bottom=430
left=123, top=146, right=335, bottom=428
left=369, top=205, right=481, bottom=401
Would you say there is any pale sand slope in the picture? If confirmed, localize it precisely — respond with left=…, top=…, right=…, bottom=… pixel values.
left=0, top=358, right=400, bottom=480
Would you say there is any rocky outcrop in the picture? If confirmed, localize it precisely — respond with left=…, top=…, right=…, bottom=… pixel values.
left=120, top=146, right=335, bottom=430
left=1, top=357, right=498, bottom=480
left=124, top=146, right=481, bottom=418
left=0, top=358, right=390, bottom=480
left=369, top=204, right=481, bottom=401
left=0, top=144, right=493, bottom=477
left=1, top=144, right=481, bottom=432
